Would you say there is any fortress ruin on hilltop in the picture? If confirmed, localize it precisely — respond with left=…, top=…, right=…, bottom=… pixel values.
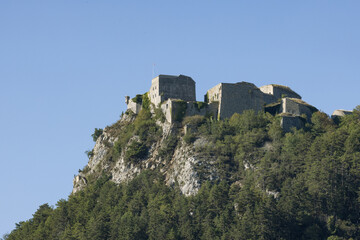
left=125, top=74, right=348, bottom=131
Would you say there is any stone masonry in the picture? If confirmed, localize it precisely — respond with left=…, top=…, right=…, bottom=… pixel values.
left=206, top=82, right=277, bottom=120
left=124, top=74, right=349, bottom=131
left=260, top=84, right=302, bottom=100
left=149, top=75, right=196, bottom=106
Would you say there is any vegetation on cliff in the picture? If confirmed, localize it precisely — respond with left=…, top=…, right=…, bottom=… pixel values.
left=5, top=106, right=360, bottom=240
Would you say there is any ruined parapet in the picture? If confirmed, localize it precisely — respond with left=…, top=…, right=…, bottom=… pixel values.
left=281, top=97, right=317, bottom=121
left=260, top=84, right=301, bottom=100
left=206, top=82, right=277, bottom=120
left=125, top=95, right=142, bottom=114
left=149, top=74, right=196, bottom=106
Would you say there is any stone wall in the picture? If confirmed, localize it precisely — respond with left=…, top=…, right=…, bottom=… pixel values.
left=281, top=116, right=305, bottom=132
left=129, top=75, right=317, bottom=132
left=161, top=99, right=216, bottom=123
left=125, top=96, right=141, bottom=114
left=281, top=98, right=315, bottom=120
left=211, top=82, right=277, bottom=119
left=206, top=83, right=222, bottom=103
left=149, top=75, right=196, bottom=106
left=260, top=84, right=301, bottom=100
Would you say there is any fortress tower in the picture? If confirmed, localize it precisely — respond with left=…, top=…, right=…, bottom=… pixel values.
left=149, top=75, right=196, bottom=106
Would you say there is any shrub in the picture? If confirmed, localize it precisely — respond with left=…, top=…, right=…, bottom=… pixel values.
left=158, top=135, right=178, bottom=159
left=132, top=94, right=143, bottom=104
left=142, top=92, right=151, bottom=110
left=193, top=101, right=207, bottom=111
left=134, top=109, right=162, bottom=144
left=91, top=128, right=103, bottom=142
left=85, top=150, right=94, bottom=159
left=125, top=140, right=148, bottom=164
left=154, top=107, right=166, bottom=123
left=113, top=123, right=135, bottom=157
left=183, top=132, right=196, bottom=144
left=183, top=115, right=205, bottom=126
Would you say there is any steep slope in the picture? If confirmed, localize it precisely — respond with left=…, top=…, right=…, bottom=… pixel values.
left=6, top=106, right=360, bottom=240
left=73, top=108, right=219, bottom=196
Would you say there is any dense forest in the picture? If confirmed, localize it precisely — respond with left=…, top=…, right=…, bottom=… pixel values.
left=4, top=106, right=360, bottom=240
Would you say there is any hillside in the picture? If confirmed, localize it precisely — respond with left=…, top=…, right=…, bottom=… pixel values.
left=5, top=99, right=360, bottom=239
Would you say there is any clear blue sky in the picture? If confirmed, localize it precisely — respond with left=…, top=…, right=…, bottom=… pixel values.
left=1, top=0, right=359, bottom=235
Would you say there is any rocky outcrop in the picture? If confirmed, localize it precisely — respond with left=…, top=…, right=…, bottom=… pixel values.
left=72, top=114, right=218, bottom=196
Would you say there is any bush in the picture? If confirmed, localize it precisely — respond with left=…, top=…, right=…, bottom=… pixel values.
left=154, top=107, right=166, bottom=123
left=183, top=132, right=196, bottom=144
left=142, top=92, right=151, bottom=110
left=158, top=135, right=178, bottom=159
left=125, top=140, right=148, bottom=164
left=134, top=109, right=162, bottom=144
left=132, top=94, right=143, bottom=104
left=193, top=101, right=207, bottom=110
left=91, top=128, right=103, bottom=142
left=85, top=150, right=94, bottom=159
left=183, top=115, right=205, bottom=126
left=113, top=123, right=135, bottom=157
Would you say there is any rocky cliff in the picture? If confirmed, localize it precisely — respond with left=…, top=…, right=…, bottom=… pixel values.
left=73, top=110, right=219, bottom=196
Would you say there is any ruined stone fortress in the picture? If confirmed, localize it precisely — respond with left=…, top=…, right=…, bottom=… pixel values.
left=125, top=74, right=349, bottom=131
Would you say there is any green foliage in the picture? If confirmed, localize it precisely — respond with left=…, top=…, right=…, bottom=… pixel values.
left=141, top=92, right=150, bottom=110
left=91, top=128, right=103, bottom=142
left=133, top=108, right=162, bottom=144
left=113, top=123, right=134, bottom=157
left=193, top=101, right=207, bottom=110
left=158, top=135, right=178, bottom=160
left=113, top=107, right=161, bottom=164
left=8, top=107, right=360, bottom=240
left=183, top=132, right=196, bottom=144
left=131, top=94, right=143, bottom=104
left=311, top=111, right=335, bottom=136
left=85, top=150, right=94, bottom=159
left=154, top=106, right=166, bottom=123
left=125, top=140, right=148, bottom=164
left=182, top=115, right=205, bottom=126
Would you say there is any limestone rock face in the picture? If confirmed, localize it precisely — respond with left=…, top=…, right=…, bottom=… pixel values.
left=72, top=114, right=217, bottom=196
left=72, top=174, right=87, bottom=194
